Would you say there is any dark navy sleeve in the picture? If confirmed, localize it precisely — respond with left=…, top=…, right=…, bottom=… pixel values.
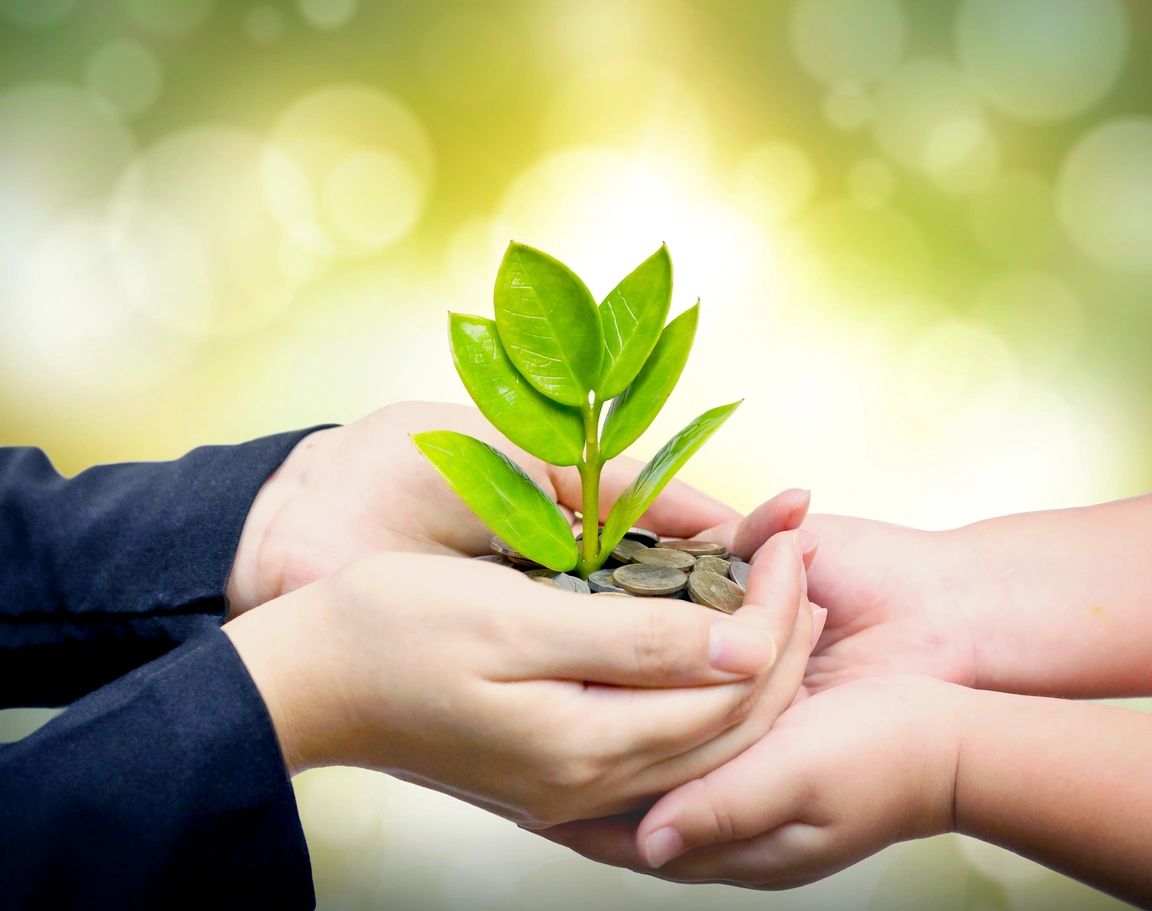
left=0, top=628, right=315, bottom=910
left=0, top=428, right=330, bottom=708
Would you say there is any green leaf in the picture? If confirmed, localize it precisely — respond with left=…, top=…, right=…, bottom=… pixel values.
left=449, top=314, right=585, bottom=466
left=599, top=401, right=741, bottom=560
left=413, top=430, right=578, bottom=571
left=600, top=303, right=698, bottom=460
left=596, top=244, right=672, bottom=399
left=494, top=242, right=603, bottom=407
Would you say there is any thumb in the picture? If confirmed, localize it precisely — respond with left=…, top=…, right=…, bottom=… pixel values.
left=732, top=489, right=811, bottom=559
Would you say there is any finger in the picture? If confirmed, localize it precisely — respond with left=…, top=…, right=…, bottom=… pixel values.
left=638, top=825, right=828, bottom=889
left=708, top=530, right=808, bottom=675
left=732, top=489, right=811, bottom=559
left=503, top=588, right=775, bottom=686
left=636, top=733, right=807, bottom=868
left=536, top=815, right=647, bottom=869
left=550, top=456, right=740, bottom=537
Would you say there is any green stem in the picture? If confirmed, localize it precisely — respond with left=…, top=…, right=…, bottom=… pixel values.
left=577, top=400, right=604, bottom=578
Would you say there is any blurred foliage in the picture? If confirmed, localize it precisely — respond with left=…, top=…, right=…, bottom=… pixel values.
left=1, top=1, right=1149, bottom=908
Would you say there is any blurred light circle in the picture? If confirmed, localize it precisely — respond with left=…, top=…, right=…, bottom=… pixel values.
left=245, top=5, right=285, bottom=45
left=823, top=81, right=874, bottom=131
left=119, top=0, right=215, bottom=36
left=736, top=141, right=818, bottom=223
left=968, top=170, right=1057, bottom=263
left=972, top=270, right=1082, bottom=372
left=420, top=11, right=512, bottom=105
left=0, top=83, right=135, bottom=253
left=0, top=0, right=75, bottom=27
left=297, top=0, right=357, bottom=30
left=790, top=0, right=906, bottom=85
left=848, top=159, right=896, bottom=207
left=264, top=84, right=433, bottom=256
left=321, top=148, right=424, bottom=251
left=902, top=320, right=1018, bottom=432
left=85, top=39, right=163, bottom=118
left=872, top=59, right=998, bottom=194
left=1058, top=118, right=1152, bottom=273
left=0, top=214, right=187, bottom=401
left=108, top=126, right=313, bottom=336
left=541, top=61, right=712, bottom=170
left=957, top=0, right=1128, bottom=123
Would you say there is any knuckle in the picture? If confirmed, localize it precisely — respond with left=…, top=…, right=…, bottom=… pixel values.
left=723, top=681, right=760, bottom=728
left=632, top=609, right=686, bottom=679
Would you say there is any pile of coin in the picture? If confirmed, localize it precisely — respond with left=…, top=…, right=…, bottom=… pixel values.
left=476, top=527, right=748, bottom=614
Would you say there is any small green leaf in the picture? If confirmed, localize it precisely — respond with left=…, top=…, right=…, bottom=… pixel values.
left=413, top=430, right=578, bottom=571
left=494, top=242, right=603, bottom=407
left=596, top=244, right=672, bottom=399
left=450, top=314, right=585, bottom=466
left=599, top=401, right=741, bottom=560
left=600, top=303, right=699, bottom=460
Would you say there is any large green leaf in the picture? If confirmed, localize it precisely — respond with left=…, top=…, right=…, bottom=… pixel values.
left=413, top=430, right=578, bottom=571
left=599, top=401, right=741, bottom=560
left=449, top=313, right=585, bottom=466
left=595, top=245, right=672, bottom=399
left=600, top=303, right=698, bottom=459
left=494, top=242, right=603, bottom=407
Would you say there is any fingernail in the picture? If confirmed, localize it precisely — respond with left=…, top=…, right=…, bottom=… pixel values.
left=797, top=529, right=819, bottom=557
left=709, top=620, right=776, bottom=674
left=644, top=826, right=685, bottom=868
left=811, top=606, right=828, bottom=643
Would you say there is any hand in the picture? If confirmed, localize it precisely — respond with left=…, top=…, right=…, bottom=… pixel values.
left=224, top=533, right=818, bottom=827
left=226, top=401, right=744, bottom=615
left=733, top=504, right=981, bottom=693
left=541, top=674, right=965, bottom=887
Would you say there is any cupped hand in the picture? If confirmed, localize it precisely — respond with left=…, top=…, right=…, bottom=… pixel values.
left=540, top=673, right=965, bottom=888
left=227, top=401, right=744, bottom=615
left=734, top=504, right=982, bottom=693
left=225, top=531, right=818, bottom=827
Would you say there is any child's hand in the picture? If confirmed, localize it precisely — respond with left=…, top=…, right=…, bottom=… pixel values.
left=541, top=674, right=965, bottom=887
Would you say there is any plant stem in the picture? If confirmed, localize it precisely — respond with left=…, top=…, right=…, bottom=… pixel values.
left=577, top=400, right=604, bottom=578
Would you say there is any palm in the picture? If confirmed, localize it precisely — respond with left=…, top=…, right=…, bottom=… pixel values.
left=799, top=515, right=977, bottom=693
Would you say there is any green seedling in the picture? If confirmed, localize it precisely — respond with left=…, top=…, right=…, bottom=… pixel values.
left=413, top=242, right=740, bottom=578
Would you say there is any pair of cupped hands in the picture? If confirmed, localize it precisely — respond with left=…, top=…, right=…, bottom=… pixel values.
left=225, top=402, right=976, bottom=889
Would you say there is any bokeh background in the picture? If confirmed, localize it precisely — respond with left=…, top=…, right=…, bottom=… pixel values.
left=1, top=0, right=1150, bottom=908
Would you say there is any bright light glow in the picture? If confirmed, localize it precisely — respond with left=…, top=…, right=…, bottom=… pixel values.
left=957, top=0, right=1128, bottom=123
left=321, top=148, right=425, bottom=252
left=1058, top=118, right=1152, bottom=273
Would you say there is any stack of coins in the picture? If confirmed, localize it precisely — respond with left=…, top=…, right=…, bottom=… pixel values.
left=476, top=529, right=748, bottom=614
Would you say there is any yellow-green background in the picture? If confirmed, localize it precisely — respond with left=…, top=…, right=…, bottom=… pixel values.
left=1, top=0, right=1149, bottom=908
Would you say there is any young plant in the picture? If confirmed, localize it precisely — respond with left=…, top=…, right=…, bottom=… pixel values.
left=413, top=242, right=739, bottom=579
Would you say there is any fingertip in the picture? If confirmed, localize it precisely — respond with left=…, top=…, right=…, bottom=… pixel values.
left=642, top=826, right=685, bottom=868
left=708, top=618, right=777, bottom=675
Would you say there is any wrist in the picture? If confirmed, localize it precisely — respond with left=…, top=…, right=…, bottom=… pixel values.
left=226, top=428, right=335, bottom=618
left=223, top=584, right=343, bottom=775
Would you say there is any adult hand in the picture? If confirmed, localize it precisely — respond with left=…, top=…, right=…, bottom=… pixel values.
left=541, top=674, right=964, bottom=886
left=224, top=532, right=818, bottom=827
left=226, top=402, right=749, bottom=616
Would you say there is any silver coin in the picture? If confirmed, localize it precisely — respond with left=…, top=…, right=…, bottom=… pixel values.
left=728, top=560, right=750, bottom=592
left=656, top=539, right=728, bottom=557
left=622, top=526, right=660, bottom=547
left=688, top=571, right=744, bottom=614
left=490, top=535, right=543, bottom=566
left=555, top=573, right=591, bottom=595
left=613, top=563, right=688, bottom=596
left=694, top=555, right=731, bottom=576
left=531, top=575, right=559, bottom=588
left=593, top=591, right=634, bottom=597
left=610, top=539, right=646, bottom=563
left=588, top=569, right=626, bottom=594
left=632, top=546, right=696, bottom=572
